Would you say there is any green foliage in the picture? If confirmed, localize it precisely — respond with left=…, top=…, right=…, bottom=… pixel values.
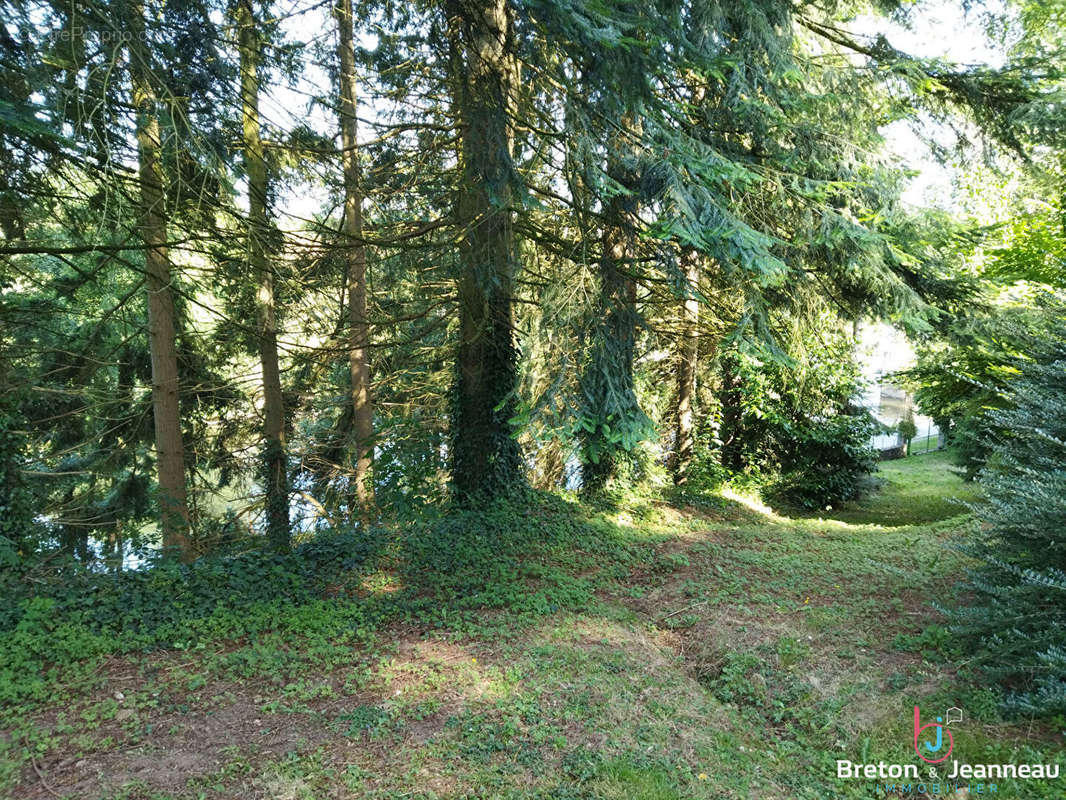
left=0, top=408, right=34, bottom=569
left=0, top=492, right=629, bottom=704
left=986, top=193, right=1066, bottom=289
left=449, top=304, right=524, bottom=504
left=685, top=442, right=728, bottom=489
left=338, top=704, right=390, bottom=738
left=897, top=415, right=918, bottom=445
left=590, top=757, right=683, bottom=800
left=5, top=448, right=1065, bottom=798
left=0, top=527, right=385, bottom=702
left=395, top=494, right=613, bottom=626
left=575, top=273, right=655, bottom=491
left=901, top=304, right=1048, bottom=478
left=902, top=160, right=1066, bottom=481
left=674, top=449, right=731, bottom=502
left=947, top=318, right=1066, bottom=717
left=809, top=448, right=977, bottom=527
left=771, top=411, right=879, bottom=510
left=715, top=312, right=878, bottom=507
left=1, top=0, right=1022, bottom=565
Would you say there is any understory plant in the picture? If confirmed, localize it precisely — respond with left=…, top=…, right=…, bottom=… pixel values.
left=771, top=410, right=879, bottom=510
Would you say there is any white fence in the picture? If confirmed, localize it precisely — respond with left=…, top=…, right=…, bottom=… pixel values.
left=870, top=421, right=945, bottom=456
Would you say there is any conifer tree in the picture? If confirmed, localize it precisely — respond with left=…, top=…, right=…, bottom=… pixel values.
left=578, top=109, right=653, bottom=490
left=127, top=0, right=194, bottom=560
left=236, top=0, right=290, bottom=548
left=950, top=319, right=1066, bottom=715
left=334, top=0, right=374, bottom=513
left=447, top=0, right=522, bottom=501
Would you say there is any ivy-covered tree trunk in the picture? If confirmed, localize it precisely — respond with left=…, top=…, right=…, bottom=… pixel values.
left=335, top=0, right=374, bottom=514
left=128, top=4, right=193, bottom=561
left=448, top=0, right=521, bottom=502
left=0, top=388, right=35, bottom=566
left=237, top=0, right=289, bottom=549
left=580, top=113, right=648, bottom=490
left=672, top=257, right=700, bottom=485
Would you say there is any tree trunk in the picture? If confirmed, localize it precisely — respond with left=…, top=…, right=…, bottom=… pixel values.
left=448, top=0, right=521, bottom=502
left=237, top=0, right=289, bottom=550
left=128, top=4, right=193, bottom=561
left=334, top=0, right=374, bottom=515
left=672, top=257, right=699, bottom=485
left=581, top=113, right=645, bottom=490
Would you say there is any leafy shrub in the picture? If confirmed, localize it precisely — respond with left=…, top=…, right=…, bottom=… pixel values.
left=685, top=449, right=730, bottom=491
left=770, top=411, right=879, bottom=509
left=715, top=319, right=879, bottom=507
left=947, top=322, right=1066, bottom=717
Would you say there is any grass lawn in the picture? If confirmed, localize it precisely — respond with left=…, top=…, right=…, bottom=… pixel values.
left=2, top=453, right=1062, bottom=799
left=906, top=434, right=941, bottom=454
left=790, top=448, right=980, bottom=527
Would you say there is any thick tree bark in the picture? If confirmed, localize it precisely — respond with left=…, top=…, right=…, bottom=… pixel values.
left=128, top=5, right=193, bottom=561
left=581, top=113, right=644, bottom=490
left=237, top=0, right=289, bottom=550
left=672, top=257, right=700, bottom=485
left=334, top=0, right=374, bottom=514
left=448, top=0, right=521, bottom=502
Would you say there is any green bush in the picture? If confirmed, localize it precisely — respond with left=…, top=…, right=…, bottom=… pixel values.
left=948, top=322, right=1066, bottom=717
left=714, top=321, right=879, bottom=507
left=770, top=411, right=879, bottom=509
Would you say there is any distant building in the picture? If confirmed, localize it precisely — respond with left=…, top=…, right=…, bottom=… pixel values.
left=856, top=322, right=942, bottom=455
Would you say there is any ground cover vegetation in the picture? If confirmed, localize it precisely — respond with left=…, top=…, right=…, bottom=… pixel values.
left=2, top=457, right=1064, bottom=798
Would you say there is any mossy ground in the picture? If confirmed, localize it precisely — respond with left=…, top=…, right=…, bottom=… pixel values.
left=2, top=452, right=1062, bottom=799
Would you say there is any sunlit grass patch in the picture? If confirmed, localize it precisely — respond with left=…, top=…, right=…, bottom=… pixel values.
left=801, top=449, right=979, bottom=526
